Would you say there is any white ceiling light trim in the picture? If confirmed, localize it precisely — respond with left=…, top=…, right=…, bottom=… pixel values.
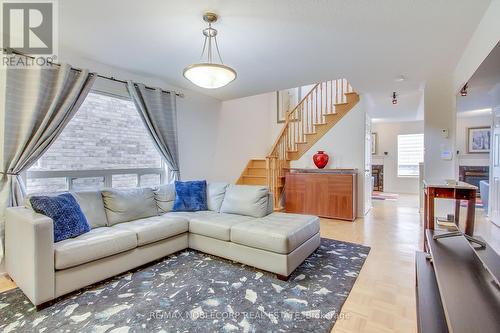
left=183, top=12, right=236, bottom=89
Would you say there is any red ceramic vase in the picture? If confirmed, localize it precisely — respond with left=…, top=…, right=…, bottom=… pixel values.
left=313, top=151, right=329, bottom=169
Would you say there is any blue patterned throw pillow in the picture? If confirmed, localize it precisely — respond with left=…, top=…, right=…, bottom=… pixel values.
left=30, top=193, right=91, bottom=242
left=172, top=180, right=208, bottom=212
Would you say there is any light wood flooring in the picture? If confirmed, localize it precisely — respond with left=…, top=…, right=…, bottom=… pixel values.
left=328, top=194, right=499, bottom=333
left=1, top=194, right=499, bottom=333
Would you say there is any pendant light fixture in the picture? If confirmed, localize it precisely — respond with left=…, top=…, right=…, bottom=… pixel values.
left=183, top=12, right=236, bottom=89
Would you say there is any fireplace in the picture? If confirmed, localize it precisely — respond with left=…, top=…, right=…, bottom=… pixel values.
left=372, top=164, right=384, bottom=191
left=458, top=166, right=489, bottom=196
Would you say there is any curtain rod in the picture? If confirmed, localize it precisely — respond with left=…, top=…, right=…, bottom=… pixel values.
left=2, top=48, right=184, bottom=98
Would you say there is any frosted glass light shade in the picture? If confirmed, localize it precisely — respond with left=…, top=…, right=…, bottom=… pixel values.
left=183, top=63, right=236, bottom=89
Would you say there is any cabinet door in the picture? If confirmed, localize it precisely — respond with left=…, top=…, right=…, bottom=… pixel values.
left=324, top=174, right=354, bottom=219
left=286, top=173, right=355, bottom=220
left=285, top=174, right=307, bottom=214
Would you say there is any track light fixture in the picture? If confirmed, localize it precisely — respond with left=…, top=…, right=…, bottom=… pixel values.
left=392, top=92, right=397, bottom=105
left=460, top=83, right=468, bottom=96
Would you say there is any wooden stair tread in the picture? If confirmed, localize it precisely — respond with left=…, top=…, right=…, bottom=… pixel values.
left=242, top=175, right=266, bottom=178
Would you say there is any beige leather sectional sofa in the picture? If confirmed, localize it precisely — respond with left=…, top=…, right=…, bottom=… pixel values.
left=5, top=183, right=320, bottom=307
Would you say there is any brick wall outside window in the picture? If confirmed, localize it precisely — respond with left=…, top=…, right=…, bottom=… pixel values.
left=27, top=92, right=163, bottom=193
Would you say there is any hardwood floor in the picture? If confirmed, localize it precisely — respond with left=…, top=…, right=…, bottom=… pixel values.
left=326, top=194, right=422, bottom=333
left=0, top=194, right=498, bottom=333
left=0, top=274, right=15, bottom=293
left=327, top=194, right=500, bottom=333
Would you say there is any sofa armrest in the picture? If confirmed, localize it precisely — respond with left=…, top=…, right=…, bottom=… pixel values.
left=5, top=206, right=55, bottom=305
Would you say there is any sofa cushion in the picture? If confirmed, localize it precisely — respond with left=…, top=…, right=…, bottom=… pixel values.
left=113, top=215, right=188, bottom=246
left=189, top=213, right=254, bottom=241
left=26, top=191, right=107, bottom=229
left=230, top=212, right=320, bottom=254
left=154, top=184, right=175, bottom=214
left=71, top=191, right=108, bottom=228
left=30, top=193, right=91, bottom=242
left=54, top=227, right=137, bottom=270
left=172, top=180, right=208, bottom=212
left=102, top=188, right=158, bottom=226
left=207, top=182, right=229, bottom=212
left=220, top=185, right=270, bottom=218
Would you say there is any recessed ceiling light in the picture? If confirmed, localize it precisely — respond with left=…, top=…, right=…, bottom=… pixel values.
left=394, top=75, right=406, bottom=82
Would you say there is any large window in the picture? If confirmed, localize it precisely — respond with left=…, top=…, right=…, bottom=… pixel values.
left=397, top=133, right=424, bottom=177
left=26, top=92, right=165, bottom=194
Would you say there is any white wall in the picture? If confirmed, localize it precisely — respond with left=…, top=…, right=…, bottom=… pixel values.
left=291, top=98, right=369, bottom=216
left=58, top=48, right=222, bottom=182
left=211, top=92, right=276, bottom=182
left=456, top=114, right=491, bottom=172
left=372, top=121, right=424, bottom=194
left=424, top=77, right=457, bottom=181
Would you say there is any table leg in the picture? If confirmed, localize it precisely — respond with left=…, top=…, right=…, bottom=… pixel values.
left=423, top=188, right=428, bottom=250
left=428, top=188, right=435, bottom=231
left=455, top=200, right=460, bottom=225
left=465, top=191, right=476, bottom=236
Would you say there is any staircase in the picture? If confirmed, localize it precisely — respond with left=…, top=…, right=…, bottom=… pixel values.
left=237, top=78, right=360, bottom=209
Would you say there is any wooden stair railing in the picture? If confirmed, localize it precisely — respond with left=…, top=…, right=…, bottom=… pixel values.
left=266, top=78, right=358, bottom=209
left=237, top=78, right=359, bottom=210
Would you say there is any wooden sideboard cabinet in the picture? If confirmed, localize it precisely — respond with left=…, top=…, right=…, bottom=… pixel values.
left=285, top=169, right=357, bottom=221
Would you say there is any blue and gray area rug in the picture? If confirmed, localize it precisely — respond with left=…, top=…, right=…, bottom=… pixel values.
left=0, top=238, right=370, bottom=333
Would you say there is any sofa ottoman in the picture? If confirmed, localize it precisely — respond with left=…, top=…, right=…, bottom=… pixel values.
left=189, top=211, right=320, bottom=279
left=230, top=212, right=320, bottom=254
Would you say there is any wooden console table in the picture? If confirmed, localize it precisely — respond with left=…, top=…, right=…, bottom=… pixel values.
left=285, top=168, right=357, bottom=221
left=423, top=180, right=477, bottom=250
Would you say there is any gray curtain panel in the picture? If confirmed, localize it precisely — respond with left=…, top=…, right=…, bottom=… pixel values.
left=127, top=81, right=180, bottom=182
left=0, top=62, right=96, bottom=264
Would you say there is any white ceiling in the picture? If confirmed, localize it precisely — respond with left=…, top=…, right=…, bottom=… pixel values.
left=368, top=90, right=424, bottom=123
left=59, top=0, right=491, bottom=103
